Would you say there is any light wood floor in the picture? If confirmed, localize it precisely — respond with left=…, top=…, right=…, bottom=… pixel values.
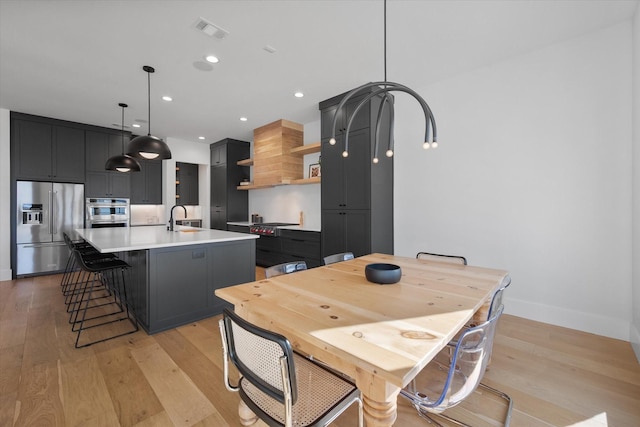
left=1, top=271, right=639, bottom=427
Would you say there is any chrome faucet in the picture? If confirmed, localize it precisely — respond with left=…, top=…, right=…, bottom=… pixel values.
left=168, top=204, right=187, bottom=231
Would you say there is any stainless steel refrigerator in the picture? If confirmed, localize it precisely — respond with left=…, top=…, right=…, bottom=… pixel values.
left=16, top=181, right=85, bottom=276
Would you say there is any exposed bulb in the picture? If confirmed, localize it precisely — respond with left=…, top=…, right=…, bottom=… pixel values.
left=329, top=137, right=336, bottom=145
left=342, top=151, right=349, bottom=158
left=386, top=149, right=394, bottom=157
left=116, top=167, right=131, bottom=172
left=372, top=157, right=379, bottom=164
left=423, top=142, right=430, bottom=150
left=431, top=141, right=438, bottom=148
left=140, top=152, right=160, bottom=160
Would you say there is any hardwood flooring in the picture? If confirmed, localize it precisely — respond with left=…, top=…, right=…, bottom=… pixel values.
left=1, top=271, right=639, bottom=426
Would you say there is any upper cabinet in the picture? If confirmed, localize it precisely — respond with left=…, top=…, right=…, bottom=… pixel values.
left=85, top=130, right=131, bottom=198
left=130, top=159, right=162, bottom=204
left=11, top=115, right=85, bottom=183
left=210, top=143, right=227, bottom=166
left=176, top=162, right=199, bottom=205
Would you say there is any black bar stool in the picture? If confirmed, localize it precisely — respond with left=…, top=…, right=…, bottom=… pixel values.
left=68, top=249, right=138, bottom=348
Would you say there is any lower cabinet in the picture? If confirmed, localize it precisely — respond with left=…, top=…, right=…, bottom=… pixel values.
left=321, top=210, right=371, bottom=258
left=122, top=239, right=256, bottom=334
left=255, top=230, right=321, bottom=268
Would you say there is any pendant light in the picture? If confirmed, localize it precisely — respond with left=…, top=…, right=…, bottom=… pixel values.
left=105, top=103, right=142, bottom=172
left=328, top=0, right=438, bottom=163
left=127, top=65, right=172, bottom=160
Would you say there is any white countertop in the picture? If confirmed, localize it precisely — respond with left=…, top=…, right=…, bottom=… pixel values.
left=75, top=225, right=258, bottom=253
left=227, top=222, right=321, bottom=233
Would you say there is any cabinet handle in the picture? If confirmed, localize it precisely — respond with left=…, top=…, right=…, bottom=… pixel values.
left=291, top=238, right=305, bottom=242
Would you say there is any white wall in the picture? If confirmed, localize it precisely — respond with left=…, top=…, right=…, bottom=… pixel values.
left=248, top=119, right=322, bottom=230
left=164, top=137, right=211, bottom=226
left=0, top=108, right=11, bottom=280
left=631, top=3, right=640, bottom=360
left=394, top=22, right=634, bottom=341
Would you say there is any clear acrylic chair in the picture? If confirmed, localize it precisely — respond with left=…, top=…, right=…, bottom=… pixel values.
left=416, top=252, right=467, bottom=265
left=401, top=305, right=512, bottom=426
left=323, top=252, right=355, bottom=265
left=219, top=308, right=363, bottom=427
left=265, top=260, right=307, bottom=278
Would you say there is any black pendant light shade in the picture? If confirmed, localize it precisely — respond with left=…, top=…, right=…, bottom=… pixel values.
left=127, top=65, right=172, bottom=160
left=105, top=103, right=141, bottom=172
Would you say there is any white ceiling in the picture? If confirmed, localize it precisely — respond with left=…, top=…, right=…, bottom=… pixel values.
left=1, top=0, right=637, bottom=144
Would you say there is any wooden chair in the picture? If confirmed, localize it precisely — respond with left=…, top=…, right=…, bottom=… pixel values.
left=265, top=261, right=307, bottom=278
left=401, top=305, right=512, bottom=426
left=323, top=252, right=355, bottom=265
left=219, top=308, right=363, bottom=427
left=416, top=252, right=467, bottom=265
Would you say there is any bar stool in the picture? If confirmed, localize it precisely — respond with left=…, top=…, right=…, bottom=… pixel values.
left=61, top=232, right=116, bottom=300
left=68, top=249, right=138, bottom=348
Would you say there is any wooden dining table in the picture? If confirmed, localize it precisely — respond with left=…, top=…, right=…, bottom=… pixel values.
left=215, top=253, right=509, bottom=427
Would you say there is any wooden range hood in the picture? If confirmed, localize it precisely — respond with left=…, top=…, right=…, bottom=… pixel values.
left=253, top=119, right=304, bottom=187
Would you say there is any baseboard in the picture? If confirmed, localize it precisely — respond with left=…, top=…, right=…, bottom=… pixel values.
left=0, top=267, right=12, bottom=281
left=504, top=296, right=630, bottom=341
left=631, top=322, right=640, bottom=363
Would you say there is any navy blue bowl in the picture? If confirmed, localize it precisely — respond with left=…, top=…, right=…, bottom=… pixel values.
left=365, top=263, right=402, bottom=284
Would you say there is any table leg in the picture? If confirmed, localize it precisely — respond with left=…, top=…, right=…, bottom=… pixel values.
left=362, top=394, right=398, bottom=427
left=355, top=371, right=401, bottom=427
left=238, top=399, right=258, bottom=426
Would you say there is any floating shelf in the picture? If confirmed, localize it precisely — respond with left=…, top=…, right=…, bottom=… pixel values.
left=282, top=177, right=321, bottom=185
left=237, top=158, right=254, bottom=166
left=289, top=141, right=321, bottom=156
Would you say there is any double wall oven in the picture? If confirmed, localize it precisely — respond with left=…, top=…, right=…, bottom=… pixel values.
left=85, top=198, right=130, bottom=228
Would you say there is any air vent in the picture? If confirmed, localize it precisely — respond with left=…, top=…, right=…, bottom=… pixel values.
left=194, top=17, right=229, bottom=39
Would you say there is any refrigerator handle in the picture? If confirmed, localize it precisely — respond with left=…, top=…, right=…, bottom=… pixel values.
left=48, top=190, right=53, bottom=234
left=52, top=190, right=57, bottom=235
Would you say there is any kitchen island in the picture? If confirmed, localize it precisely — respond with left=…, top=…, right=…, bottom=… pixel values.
left=75, top=226, right=258, bottom=334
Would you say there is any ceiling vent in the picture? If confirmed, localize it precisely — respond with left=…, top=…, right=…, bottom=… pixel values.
left=193, top=17, right=229, bottom=39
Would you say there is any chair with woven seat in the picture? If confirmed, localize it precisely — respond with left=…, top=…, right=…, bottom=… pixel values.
left=219, top=308, right=363, bottom=427
left=265, top=260, right=307, bottom=278
left=416, top=251, right=467, bottom=265
left=323, top=252, right=355, bottom=265
left=401, top=305, right=512, bottom=426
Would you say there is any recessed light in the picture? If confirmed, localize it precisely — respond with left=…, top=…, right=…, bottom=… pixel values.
left=162, top=96, right=173, bottom=102
left=294, top=92, right=304, bottom=98
left=240, top=117, right=248, bottom=122
left=198, top=136, right=205, bottom=140
left=205, top=55, right=219, bottom=63
left=132, top=123, right=141, bottom=128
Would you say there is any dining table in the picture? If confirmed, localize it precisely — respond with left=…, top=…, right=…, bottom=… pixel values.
left=215, top=253, right=509, bottom=427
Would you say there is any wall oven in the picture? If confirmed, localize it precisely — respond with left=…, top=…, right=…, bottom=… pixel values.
left=86, top=198, right=130, bottom=228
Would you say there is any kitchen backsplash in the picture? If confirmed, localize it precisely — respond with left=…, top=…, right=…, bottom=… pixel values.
left=130, top=205, right=202, bottom=226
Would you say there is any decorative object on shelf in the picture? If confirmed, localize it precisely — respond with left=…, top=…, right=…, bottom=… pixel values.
left=309, top=162, right=321, bottom=178
left=365, top=263, right=402, bottom=284
left=105, top=103, right=141, bottom=173
left=127, top=65, right=172, bottom=160
left=328, top=0, right=437, bottom=163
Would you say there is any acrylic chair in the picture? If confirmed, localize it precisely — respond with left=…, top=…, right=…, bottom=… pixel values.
left=323, top=252, right=355, bottom=265
left=265, top=260, right=307, bottom=278
left=416, top=252, right=467, bottom=265
left=219, top=308, right=363, bottom=427
left=400, top=305, right=512, bottom=426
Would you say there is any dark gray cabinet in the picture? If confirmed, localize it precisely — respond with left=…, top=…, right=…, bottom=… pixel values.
left=176, top=162, right=199, bottom=205
left=130, top=159, right=162, bottom=204
left=11, top=117, right=85, bottom=183
left=280, top=229, right=321, bottom=268
left=210, top=139, right=250, bottom=230
left=320, top=88, right=394, bottom=258
left=85, top=130, right=131, bottom=198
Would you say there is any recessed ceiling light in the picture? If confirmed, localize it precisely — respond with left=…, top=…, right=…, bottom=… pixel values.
left=132, top=123, right=141, bottom=128
left=294, top=92, right=304, bottom=98
left=162, top=96, right=173, bottom=102
left=240, top=117, right=248, bottom=122
left=198, top=136, right=205, bottom=140
left=205, top=55, right=219, bottom=63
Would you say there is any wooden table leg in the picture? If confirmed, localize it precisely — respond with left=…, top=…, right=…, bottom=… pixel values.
left=356, top=372, right=401, bottom=427
left=238, top=399, right=258, bottom=426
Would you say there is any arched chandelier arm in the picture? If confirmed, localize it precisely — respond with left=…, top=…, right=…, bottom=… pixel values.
left=342, top=82, right=437, bottom=157
left=373, top=94, right=394, bottom=163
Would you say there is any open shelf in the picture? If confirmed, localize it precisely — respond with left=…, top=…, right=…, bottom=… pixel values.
left=281, top=177, right=321, bottom=185
left=237, top=158, right=254, bottom=166
left=289, top=141, right=321, bottom=156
